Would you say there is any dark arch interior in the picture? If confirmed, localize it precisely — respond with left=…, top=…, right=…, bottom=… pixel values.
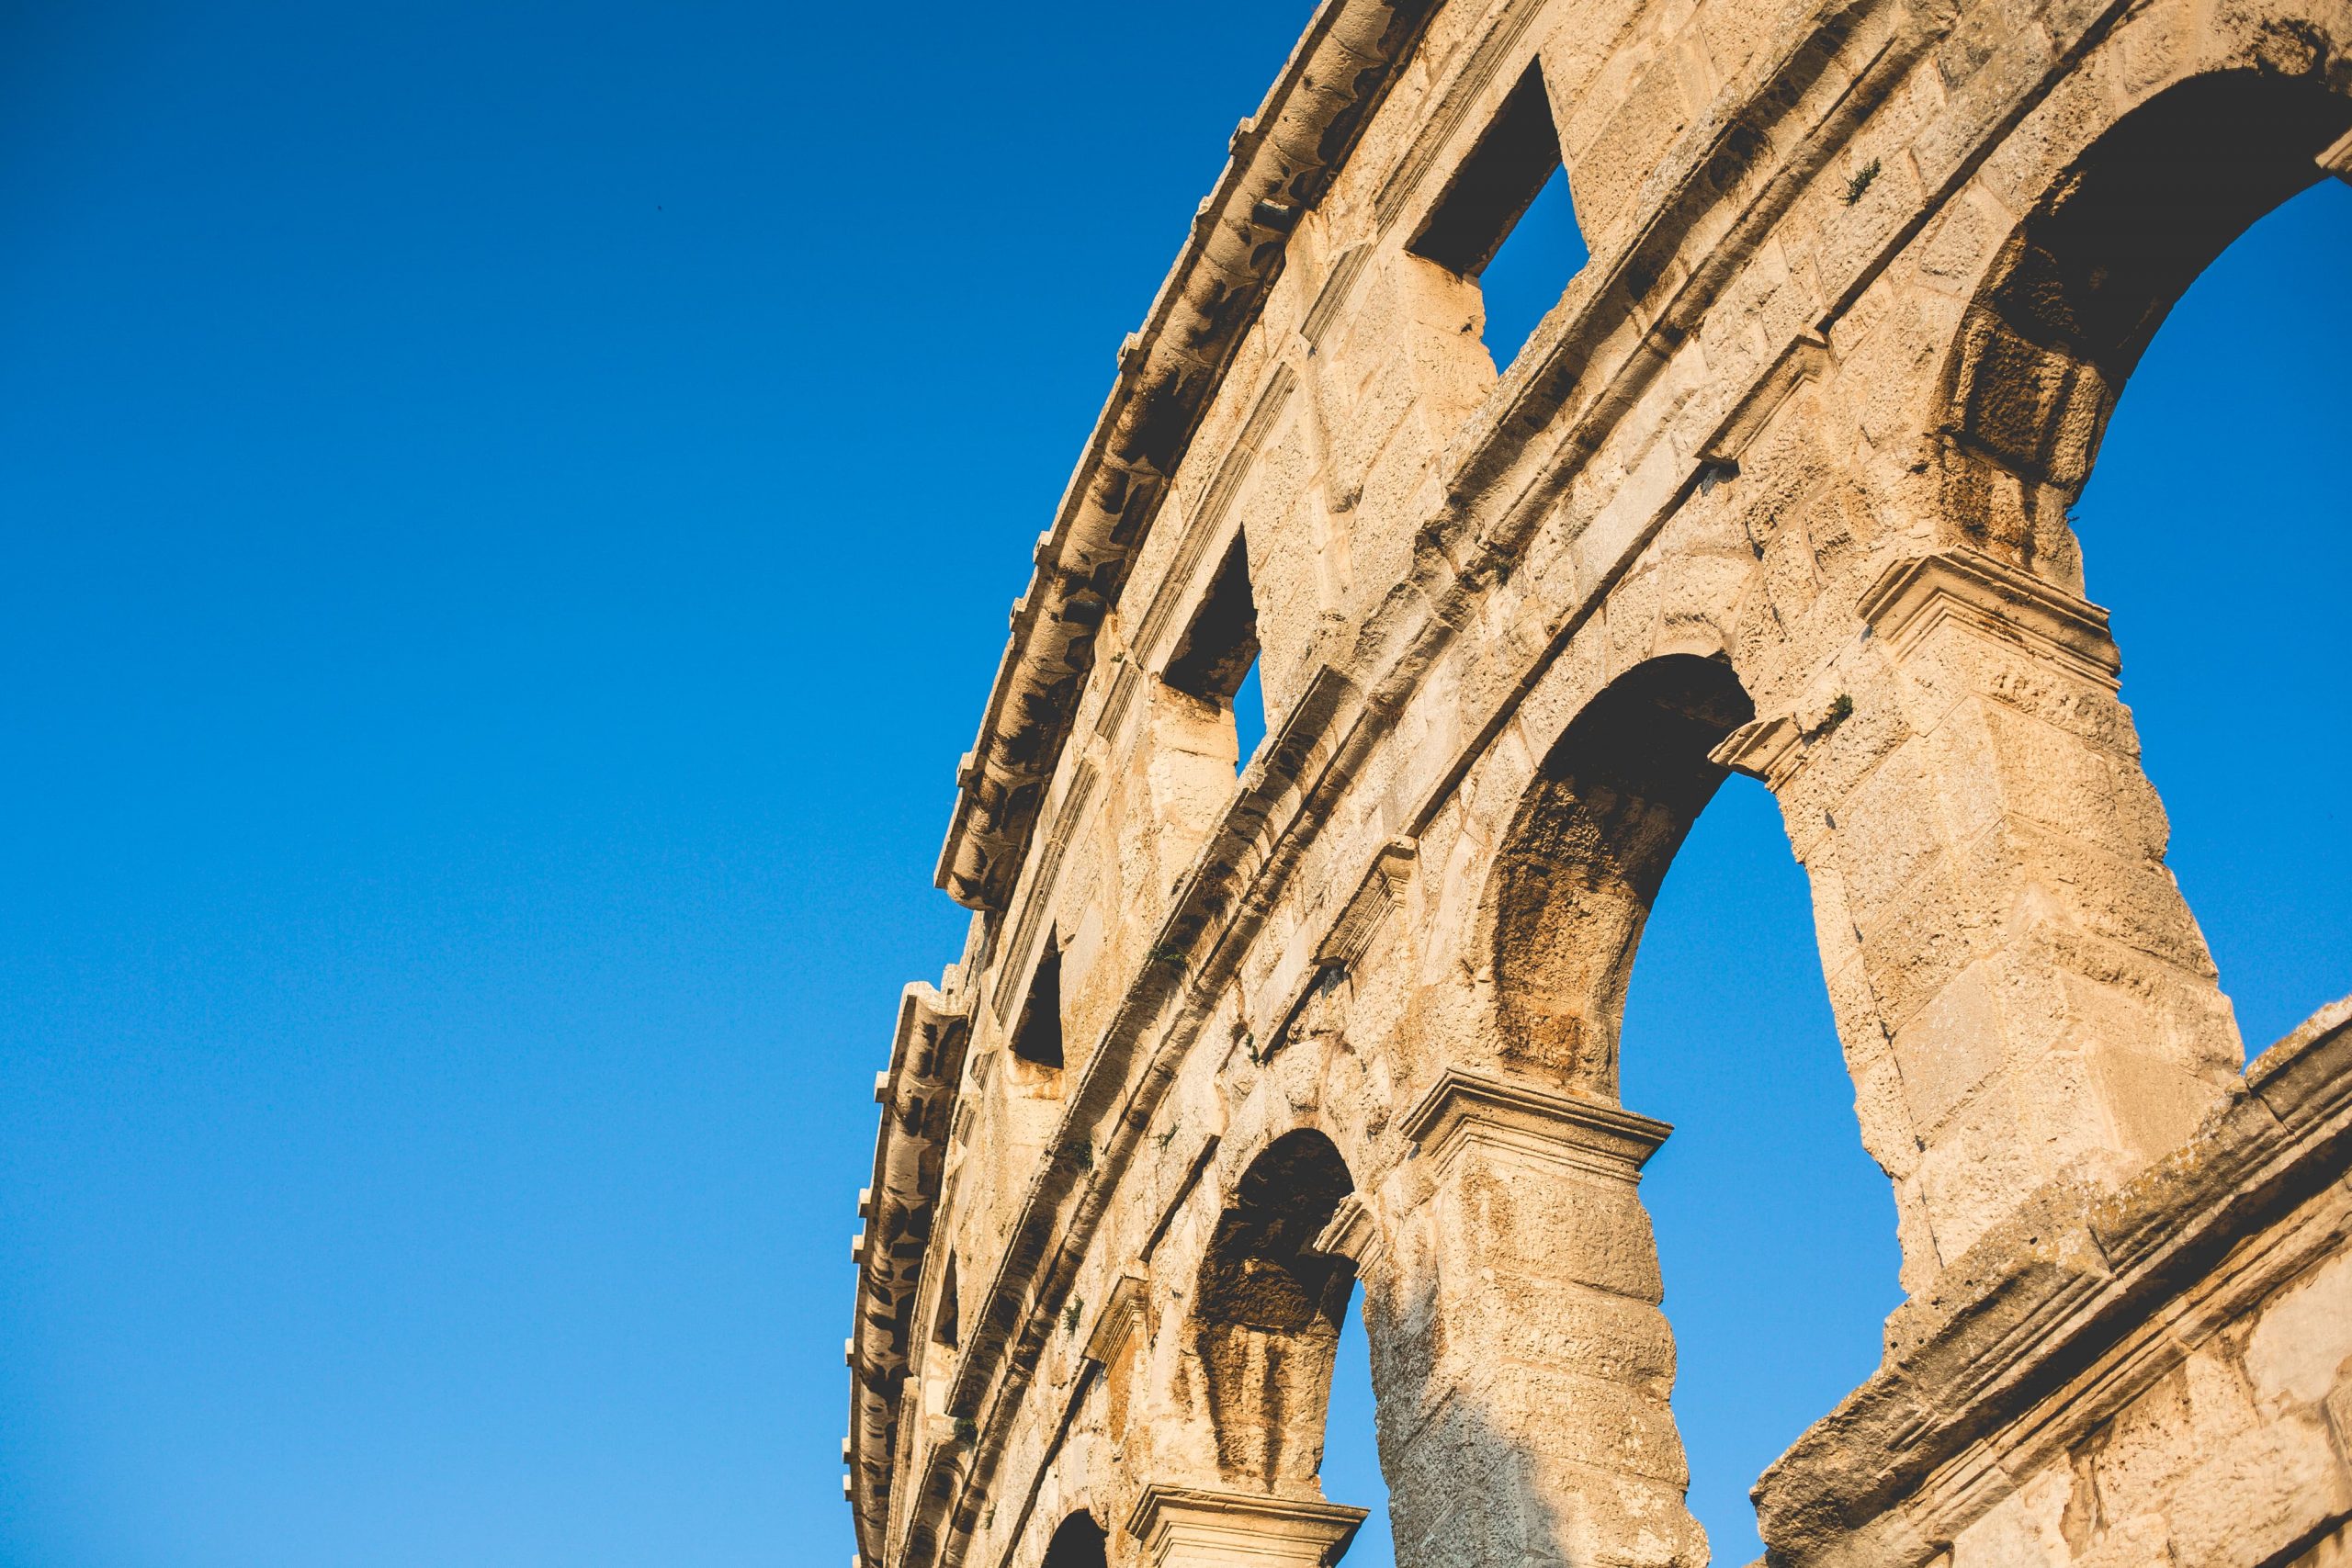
left=1039, top=1511, right=1106, bottom=1568
left=1190, top=1129, right=1356, bottom=1490
left=1487, top=654, right=1756, bottom=1094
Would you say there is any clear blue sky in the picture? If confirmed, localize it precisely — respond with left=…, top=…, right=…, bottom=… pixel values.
left=0, top=5, right=2344, bottom=1566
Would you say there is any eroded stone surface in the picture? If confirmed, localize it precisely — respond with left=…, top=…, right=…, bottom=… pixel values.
left=846, top=2, right=2352, bottom=1565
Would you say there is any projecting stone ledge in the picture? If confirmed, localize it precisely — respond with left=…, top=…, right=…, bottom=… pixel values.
left=1125, top=1487, right=1368, bottom=1568
left=1756, top=994, right=2352, bottom=1568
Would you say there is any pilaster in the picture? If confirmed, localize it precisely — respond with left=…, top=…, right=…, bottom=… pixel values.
left=1378, top=1070, right=1702, bottom=1568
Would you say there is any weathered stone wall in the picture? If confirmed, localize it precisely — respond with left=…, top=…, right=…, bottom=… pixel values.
left=848, top=2, right=2352, bottom=1565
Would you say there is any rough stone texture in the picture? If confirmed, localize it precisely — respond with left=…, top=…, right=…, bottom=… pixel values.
left=846, top=2, right=2352, bottom=1565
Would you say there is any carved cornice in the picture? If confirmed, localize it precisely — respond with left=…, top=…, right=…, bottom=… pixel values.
left=1401, top=1069, right=1671, bottom=1181
left=849, top=980, right=973, bottom=1565
left=933, top=0, right=1442, bottom=914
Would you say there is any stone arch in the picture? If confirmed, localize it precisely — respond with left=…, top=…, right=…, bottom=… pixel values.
left=1188, top=1127, right=1359, bottom=1495
left=1483, top=653, right=1757, bottom=1099
left=1932, top=67, right=2352, bottom=579
left=1765, top=47, right=2352, bottom=1285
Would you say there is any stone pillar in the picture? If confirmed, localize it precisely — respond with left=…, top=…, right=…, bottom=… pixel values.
left=1125, top=1487, right=1368, bottom=1568
left=1377, top=1070, right=1703, bottom=1568
left=1722, top=548, right=2242, bottom=1286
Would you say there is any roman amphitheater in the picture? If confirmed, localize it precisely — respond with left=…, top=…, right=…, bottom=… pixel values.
left=847, top=0, right=2352, bottom=1563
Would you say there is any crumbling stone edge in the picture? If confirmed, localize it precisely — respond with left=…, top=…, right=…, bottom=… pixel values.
left=1755, top=997, right=2352, bottom=1566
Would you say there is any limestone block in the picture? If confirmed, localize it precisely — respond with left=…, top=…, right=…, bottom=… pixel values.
left=2087, top=1348, right=2260, bottom=1527
left=2245, top=1250, right=2352, bottom=1413
left=1888, top=962, right=2010, bottom=1134
left=1951, top=1465, right=2072, bottom=1568
left=2165, top=1414, right=2352, bottom=1568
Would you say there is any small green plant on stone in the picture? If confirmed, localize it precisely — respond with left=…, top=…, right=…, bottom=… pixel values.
left=1843, top=158, right=1882, bottom=205
left=1063, top=1297, right=1084, bottom=1336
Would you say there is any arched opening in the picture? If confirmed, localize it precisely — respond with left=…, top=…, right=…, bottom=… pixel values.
left=2064, top=176, right=2352, bottom=1048
left=1934, top=68, right=2352, bottom=1043
left=1189, top=1130, right=1356, bottom=1494
left=1935, top=71, right=2352, bottom=581
left=1482, top=652, right=1898, bottom=1562
left=1487, top=653, right=1756, bottom=1094
left=1319, top=1289, right=1395, bottom=1566
left=1039, top=1510, right=1107, bottom=1568
left=1618, top=774, right=1902, bottom=1564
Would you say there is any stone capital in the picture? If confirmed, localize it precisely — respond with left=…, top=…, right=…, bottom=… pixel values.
left=1400, top=1069, right=1670, bottom=1182
left=1125, top=1486, right=1369, bottom=1568
left=1857, top=547, right=2120, bottom=688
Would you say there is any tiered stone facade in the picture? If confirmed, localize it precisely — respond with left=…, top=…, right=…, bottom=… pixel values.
left=847, top=2, right=2352, bottom=1564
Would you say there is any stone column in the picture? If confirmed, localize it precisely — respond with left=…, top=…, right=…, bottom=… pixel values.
left=1721, top=548, right=2243, bottom=1285
left=1376, top=1070, right=1703, bottom=1568
left=1125, top=1487, right=1368, bottom=1568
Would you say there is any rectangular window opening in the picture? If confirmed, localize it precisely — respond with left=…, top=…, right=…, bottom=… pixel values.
left=1162, top=531, right=1265, bottom=773
left=1232, top=655, right=1266, bottom=775
left=1009, top=939, right=1064, bottom=1070
left=1408, top=62, right=1590, bottom=368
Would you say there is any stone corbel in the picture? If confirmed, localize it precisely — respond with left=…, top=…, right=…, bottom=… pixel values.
left=1081, top=1266, right=1149, bottom=1369
left=1125, top=1486, right=1368, bottom=1568
left=2321, top=126, right=2352, bottom=186
left=1306, top=1192, right=1387, bottom=1283
left=1315, top=837, right=1418, bottom=971
left=1400, top=1069, right=1671, bottom=1183
left=1710, top=712, right=1808, bottom=790
left=1698, top=329, right=1830, bottom=469
left=1856, top=547, right=2120, bottom=688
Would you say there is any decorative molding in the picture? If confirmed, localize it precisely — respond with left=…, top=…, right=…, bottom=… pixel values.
left=1093, top=659, right=1141, bottom=743
left=1125, top=1486, right=1368, bottom=1568
left=847, top=979, right=975, bottom=1565
left=1301, top=244, right=1374, bottom=348
left=1857, top=548, right=2121, bottom=689
left=1400, top=1069, right=1671, bottom=1181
